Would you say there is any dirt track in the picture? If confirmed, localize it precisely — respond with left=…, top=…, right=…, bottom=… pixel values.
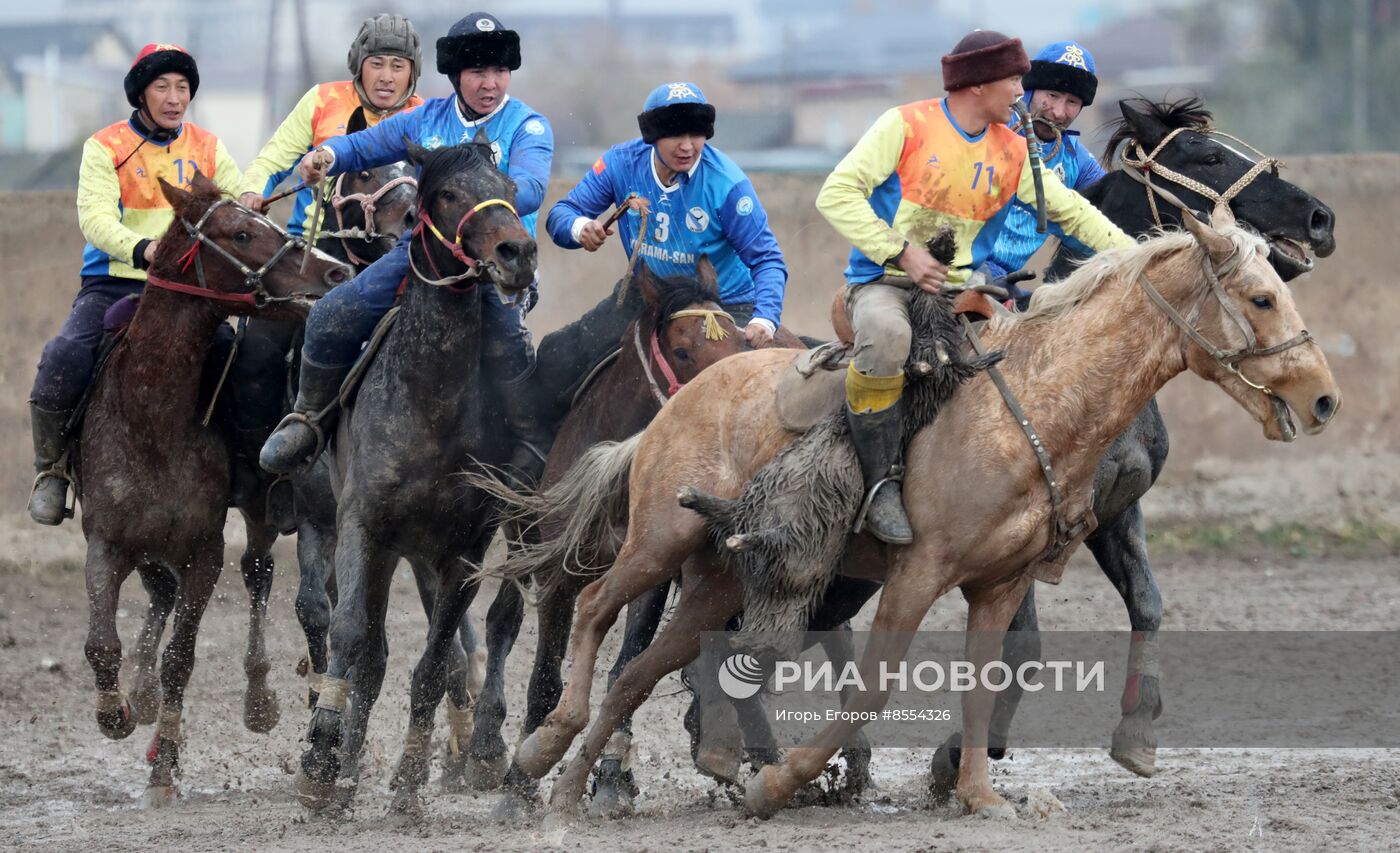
left=2, top=522, right=1396, bottom=852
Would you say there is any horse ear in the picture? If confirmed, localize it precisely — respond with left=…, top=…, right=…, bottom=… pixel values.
left=1208, top=201, right=1237, bottom=230
left=1181, top=209, right=1236, bottom=266
left=189, top=169, right=219, bottom=199
left=694, top=254, right=719, bottom=300
left=159, top=177, right=195, bottom=215
left=472, top=127, right=490, bottom=146
left=634, top=260, right=663, bottom=308
left=405, top=138, right=428, bottom=166
left=1120, top=99, right=1168, bottom=151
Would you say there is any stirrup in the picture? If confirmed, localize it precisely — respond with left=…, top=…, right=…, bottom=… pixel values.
left=852, top=464, right=903, bottom=535
left=31, top=465, right=76, bottom=521
left=271, top=411, right=327, bottom=466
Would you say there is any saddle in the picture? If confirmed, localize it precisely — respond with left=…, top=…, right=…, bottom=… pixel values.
left=774, top=285, right=1008, bottom=434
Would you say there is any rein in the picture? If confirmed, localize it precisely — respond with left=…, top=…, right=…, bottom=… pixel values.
left=1119, top=127, right=1283, bottom=228
left=328, top=172, right=418, bottom=266
left=409, top=197, right=518, bottom=289
left=634, top=308, right=736, bottom=403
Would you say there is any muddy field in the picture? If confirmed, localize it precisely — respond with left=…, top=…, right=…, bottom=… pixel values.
left=1, top=154, right=1398, bottom=850
left=1, top=524, right=1397, bottom=851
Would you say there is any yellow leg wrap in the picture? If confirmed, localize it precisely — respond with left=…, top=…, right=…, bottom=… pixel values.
left=846, top=365, right=905, bottom=413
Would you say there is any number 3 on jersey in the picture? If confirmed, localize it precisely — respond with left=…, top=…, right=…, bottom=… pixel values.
left=653, top=211, right=670, bottom=243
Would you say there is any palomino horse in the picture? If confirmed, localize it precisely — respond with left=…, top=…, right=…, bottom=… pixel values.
left=294, top=140, right=536, bottom=814
left=78, top=171, right=348, bottom=805
left=461, top=258, right=750, bottom=814
left=509, top=206, right=1338, bottom=820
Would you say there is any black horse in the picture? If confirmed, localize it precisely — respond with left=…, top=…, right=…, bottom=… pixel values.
left=294, top=140, right=537, bottom=814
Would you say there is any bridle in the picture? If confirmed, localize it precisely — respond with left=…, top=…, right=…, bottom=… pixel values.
left=146, top=198, right=322, bottom=307
left=633, top=308, right=735, bottom=405
left=1119, top=126, right=1283, bottom=229
left=328, top=171, right=418, bottom=266
left=409, top=197, right=520, bottom=289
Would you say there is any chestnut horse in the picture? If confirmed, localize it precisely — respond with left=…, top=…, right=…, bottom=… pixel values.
left=507, top=206, right=1339, bottom=820
left=77, top=171, right=348, bottom=805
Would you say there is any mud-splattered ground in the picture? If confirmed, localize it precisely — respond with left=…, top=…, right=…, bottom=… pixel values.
left=1, top=518, right=1396, bottom=852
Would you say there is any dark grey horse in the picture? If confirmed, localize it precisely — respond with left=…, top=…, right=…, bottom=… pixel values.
left=294, top=140, right=537, bottom=814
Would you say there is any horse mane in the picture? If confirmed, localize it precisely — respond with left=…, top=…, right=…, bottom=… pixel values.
left=416, top=142, right=501, bottom=201
left=654, top=272, right=719, bottom=329
left=1004, top=224, right=1266, bottom=328
left=1101, top=96, right=1214, bottom=165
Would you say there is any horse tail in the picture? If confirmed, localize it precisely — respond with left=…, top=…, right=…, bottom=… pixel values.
left=469, top=433, right=641, bottom=599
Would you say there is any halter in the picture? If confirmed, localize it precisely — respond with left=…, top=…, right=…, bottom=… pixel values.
left=634, top=308, right=736, bottom=404
left=328, top=172, right=418, bottom=266
left=1119, top=126, right=1283, bottom=228
left=408, top=197, right=519, bottom=288
left=1137, top=233, right=1314, bottom=400
left=145, top=198, right=319, bottom=307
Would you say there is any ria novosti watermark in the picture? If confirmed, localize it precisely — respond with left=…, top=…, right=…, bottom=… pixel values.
left=720, top=652, right=1104, bottom=699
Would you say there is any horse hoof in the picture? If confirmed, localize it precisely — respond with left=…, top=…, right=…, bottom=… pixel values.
left=1110, top=743, right=1157, bottom=777
left=959, top=787, right=1016, bottom=819
left=514, top=731, right=558, bottom=779
left=389, top=787, right=426, bottom=819
left=96, top=701, right=136, bottom=741
left=490, top=789, right=538, bottom=823
left=455, top=752, right=509, bottom=792
left=588, top=759, right=638, bottom=819
left=927, top=741, right=959, bottom=804
left=694, top=745, right=742, bottom=785
left=140, top=785, right=178, bottom=809
left=294, top=768, right=339, bottom=813
left=541, top=808, right=578, bottom=836
left=743, top=765, right=784, bottom=820
left=244, top=685, right=280, bottom=733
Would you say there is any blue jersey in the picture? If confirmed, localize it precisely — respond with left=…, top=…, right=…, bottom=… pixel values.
left=320, top=94, right=553, bottom=237
left=984, top=128, right=1106, bottom=278
left=545, top=138, right=787, bottom=327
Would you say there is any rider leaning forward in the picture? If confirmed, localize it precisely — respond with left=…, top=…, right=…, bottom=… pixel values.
left=816, top=30, right=1134, bottom=544
left=258, top=11, right=554, bottom=484
left=27, top=44, right=242, bottom=525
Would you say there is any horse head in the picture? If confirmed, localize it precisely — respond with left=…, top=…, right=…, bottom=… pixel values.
left=157, top=171, right=350, bottom=319
left=1176, top=204, right=1340, bottom=442
left=636, top=256, right=746, bottom=386
left=405, top=139, right=537, bottom=299
left=329, top=160, right=418, bottom=267
left=1109, top=97, right=1336, bottom=281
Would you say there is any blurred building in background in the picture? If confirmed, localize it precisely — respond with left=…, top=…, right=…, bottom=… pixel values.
left=1, top=0, right=1396, bottom=189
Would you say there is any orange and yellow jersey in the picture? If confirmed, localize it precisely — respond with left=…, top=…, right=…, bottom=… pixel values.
left=239, top=81, right=424, bottom=236
left=78, top=118, right=242, bottom=280
left=817, top=98, right=1132, bottom=285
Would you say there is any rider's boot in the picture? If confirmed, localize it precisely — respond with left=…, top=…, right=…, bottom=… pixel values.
left=28, top=403, right=75, bottom=526
left=846, top=400, right=914, bottom=545
left=258, top=358, right=349, bottom=474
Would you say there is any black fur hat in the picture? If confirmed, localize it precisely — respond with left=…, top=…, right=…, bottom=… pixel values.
left=637, top=82, right=716, bottom=144
left=435, top=12, right=521, bottom=74
left=124, top=43, right=200, bottom=109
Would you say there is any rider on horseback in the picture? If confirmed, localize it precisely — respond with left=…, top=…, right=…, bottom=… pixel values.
left=983, top=40, right=1106, bottom=283
left=816, top=30, right=1133, bottom=544
left=27, top=43, right=242, bottom=525
left=258, top=11, right=554, bottom=481
left=508, top=82, right=789, bottom=476
left=237, top=14, right=424, bottom=229
left=225, top=14, right=424, bottom=515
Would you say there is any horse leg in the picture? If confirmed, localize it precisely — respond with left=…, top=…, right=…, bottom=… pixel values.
left=515, top=525, right=700, bottom=781
left=239, top=518, right=280, bottom=733
left=85, top=539, right=137, bottom=740
left=128, top=563, right=178, bottom=725
left=143, top=540, right=223, bottom=808
left=293, top=513, right=336, bottom=708
left=334, top=559, right=392, bottom=805
left=744, top=559, right=953, bottom=819
left=815, top=622, right=874, bottom=798
left=929, top=582, right=1041, bottom=803
left=404, top=557, right=475, bottom=793
left=547, top=554, right=743, bottom=821
left=589, top=579, right=671, bottom=817
left=389, top=548, right=484, bottom=813
left=458, top=579, right=524, bottom=791
left=492, top=584, right=576, bottom=820
left=1090, top=501, right=1164, bottom=777
left=297, top=518, right=392, bottom=812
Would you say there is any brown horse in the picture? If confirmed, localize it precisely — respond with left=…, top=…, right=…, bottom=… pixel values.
left=465, top=258, right=750, bottom=813
left=78, top=172, right=349, bottom=806
left=506, top=206, right=1339, bottom=821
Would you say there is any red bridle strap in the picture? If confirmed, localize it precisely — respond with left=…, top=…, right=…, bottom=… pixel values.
left=145, top=273, right=263, bottom=307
